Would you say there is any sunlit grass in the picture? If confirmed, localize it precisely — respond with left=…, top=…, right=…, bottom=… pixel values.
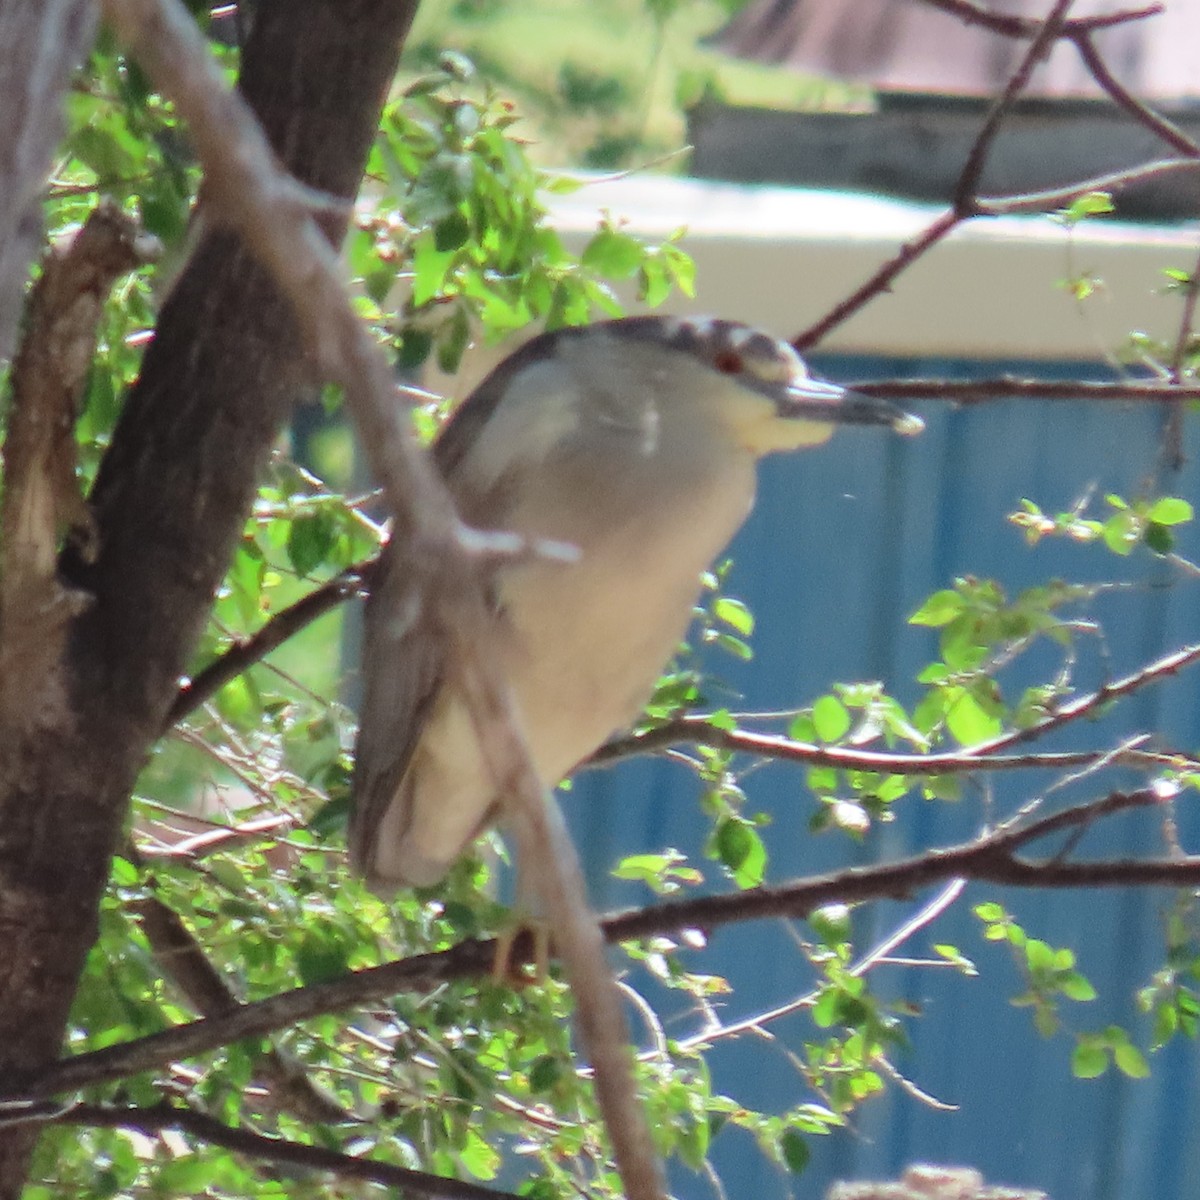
left=403, top=0, right=860, bottom=169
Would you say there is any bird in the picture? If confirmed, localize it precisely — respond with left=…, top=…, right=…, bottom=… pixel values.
left=349, top=314, right=921, bottom=892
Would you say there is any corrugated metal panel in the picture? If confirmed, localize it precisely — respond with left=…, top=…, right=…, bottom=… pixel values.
left=565, top=355, right=1199, bottom=1200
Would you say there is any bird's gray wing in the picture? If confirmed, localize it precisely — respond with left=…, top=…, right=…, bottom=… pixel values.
left=349, top=345, right=547, bottom=884
left=347, top=533, right=446, bottom=882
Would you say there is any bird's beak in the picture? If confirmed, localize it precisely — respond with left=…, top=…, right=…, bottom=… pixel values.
left=780, top=378, right=925, bottom=437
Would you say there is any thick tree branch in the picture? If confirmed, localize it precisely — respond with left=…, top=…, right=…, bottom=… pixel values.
left=15, top=782, right=1198, bottom=1103
left=31, top=1101, right=522, bottom=1200
left=129, top=893, right=351, bottom=1123
left=0, top=203, right=151, bottom=730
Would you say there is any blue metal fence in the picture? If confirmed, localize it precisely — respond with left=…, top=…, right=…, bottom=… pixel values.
left=565, top=355, right=1200, bottom=1200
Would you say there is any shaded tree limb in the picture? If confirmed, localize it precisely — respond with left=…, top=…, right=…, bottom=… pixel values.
left=0, top=1, right=420, bottom=1193
left=27, top=1101, right=522, bottom=1200
left=129, top=892, right=351, bottom=1124
left=15, top=783, right=1195, bottom=1103
left=100, top=3, right=664, bottom=1198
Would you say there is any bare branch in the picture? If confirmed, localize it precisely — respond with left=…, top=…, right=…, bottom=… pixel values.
left=953, top=0, right=1076, bottom=210
left=794, top=210, right=961, bottom=353
left=38, top=1101, right=521, bottom=1200
left=792, top=0, right=1199, bottom=352
left=854, top=377, right=1200, bottom=403
left=977, top=156, right=1200, bottom=214
left=166, top=560, right=372, bottom=729
left=914, top=0, right=1161, bottom=39
left=1072, top=32, right=1200, bottom=158
left=592, top=718, right=1191, bottom=776
left=16, top=780, right=1200, bottom=1104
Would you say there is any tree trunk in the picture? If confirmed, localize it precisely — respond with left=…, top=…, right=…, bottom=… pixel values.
left=0, top=2, right=420, bottom=1193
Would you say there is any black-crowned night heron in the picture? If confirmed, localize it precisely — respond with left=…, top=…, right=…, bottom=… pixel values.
left=350, top=315, right=921, bottom=891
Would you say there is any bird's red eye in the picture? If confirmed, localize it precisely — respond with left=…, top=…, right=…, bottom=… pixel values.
left=714, top=350, right=743, bottom=374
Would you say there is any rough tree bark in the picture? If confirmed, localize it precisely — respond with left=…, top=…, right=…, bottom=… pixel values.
left=0, top=1, right=420, bottom=1193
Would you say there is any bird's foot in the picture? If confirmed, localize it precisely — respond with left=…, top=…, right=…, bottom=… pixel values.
left=491, top=918, right=553, bottom=987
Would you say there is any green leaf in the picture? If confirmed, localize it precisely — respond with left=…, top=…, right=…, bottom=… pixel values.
left=1060, top=972, right=1097, bottom=1002
left=909, top=589, right=965, bottom=627
left=715, top=818, right=766, bottom=888
left=529, top=1054, right=563, bottom=1093
left=581, top=227, right=645, bottom=279
left=1102, top=511, right=1140, bottom=555
left=295, top=931, right=351, bottom=986
left=1112, top=1039, right=1150, bottom=1078
left=713, top=596, right=754, bottom=637
left=944, top=688, right=1003, bottom=745
left=812, top=695, right=851, bottom=742
left=287, top=510, right=336, bottom=577
left=1145, top=523, right=1174, bottom=554
left=779, top=1129, right=810, bottom=1174
left=1148, top=496, right=1193, bottom=525
left=434, top=210, right=472, bottom=251
left=437, top=305, right=472, bottom=374
left=1072, top=1041, right=1109, bottom=1078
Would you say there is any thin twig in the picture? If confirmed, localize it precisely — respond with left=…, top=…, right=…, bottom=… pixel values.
left=855, top=376, right=1200, bottom=402
left=593, top=720, right=1192, bottom=776
left=1072, top=31, right=1200, bottom=158
left=166, top=561, right=372, bottom=728
left=1156, top=243, right=1200, bottom=475
left=794, top=210, right=961, bottom=352
left=977, top=156, right=1200, bottom=214
left=954, top=0, right=1076, bottom=210
left=669, top=880, right=966, bottom=1054
left=915, top=0, right=1160, bottom=39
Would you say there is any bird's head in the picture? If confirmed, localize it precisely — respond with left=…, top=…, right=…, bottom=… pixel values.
left=598, top=315, right=924, bottom=456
